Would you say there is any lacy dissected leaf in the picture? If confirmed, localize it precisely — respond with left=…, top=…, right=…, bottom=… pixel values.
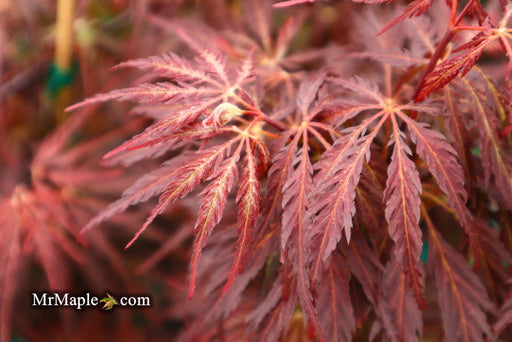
left=280, top=133, right=305, bottom=253
left=176, top=29, right=237, bottom=85
left=473, top=221, right=512, bottom=288
left=68, top=83, right=220, bottom=110
left=102, top=123, right=232, bottom=164
left=67, top=46, right=255, bottom=169
left=125, top=140, right=239, bottom=250
left=383, top=258, right=423, bottom=342
left=69, top=93, right=223, bottom=166
left=297, top=73, right=326, bottom=119
left=254, top=131, right=295, bottom=246
left=308, top=115, right=385, bottom=283
left=247, top=273, right=298, bottom=342
left=222, top=140, right=261, bottom=295
left=416, top=32, right=493, bottom=101
left=355, top=156, right=387, bottom=246
left=315, top=252, right=355, bottom=342
left=402, top=115, right=479, bottom=248
left=442, top=86, right=472, bottom=185
left=114, top=52, right=217, bottom=85
left=429, top=226, right=495, bottom=342
left=198, top=226, right=280, bottom=332
left=321, top=77, right=390, bottom=127
left=378, top=0, right=433, bottom=35
left=280, top=130, right=325, bottom=340
left=85, top=157, right=192, bottom=229
left=189, top=142, right=242, bottom=298
left=330, top=76, right=384, bottom=105
left=384, top=115, right=425, bottom=307
left=344, top=233, right=398, bottom=341
left=319, top=99, right=381, bottom=128
left=463, top=79, right=512, bottom=209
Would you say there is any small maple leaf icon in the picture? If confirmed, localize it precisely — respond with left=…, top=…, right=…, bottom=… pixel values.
left=99, top=293, right=119, bottom=310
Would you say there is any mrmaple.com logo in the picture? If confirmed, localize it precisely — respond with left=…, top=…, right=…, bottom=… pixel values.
left=31, top=292, right=150, bottom=310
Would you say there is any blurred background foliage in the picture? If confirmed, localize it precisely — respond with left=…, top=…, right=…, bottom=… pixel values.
left=0, top=1, right=194, bottom=341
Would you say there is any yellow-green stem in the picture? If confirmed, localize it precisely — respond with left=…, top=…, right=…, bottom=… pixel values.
left=55, top=0, right=75, bottom=71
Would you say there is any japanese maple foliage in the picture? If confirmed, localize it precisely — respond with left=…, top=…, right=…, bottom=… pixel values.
left=64, top=0, right=512, bottom=341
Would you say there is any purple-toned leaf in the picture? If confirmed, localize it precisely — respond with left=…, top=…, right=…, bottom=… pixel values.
left=442, top=86, right=472, bottom=186
left=315, top=253, right=355, bottom=342
left=84, top=158, right=189, bottom=230
left=416, top=33, right=492, bottom=101
left=384, top=258, right=423, bottom=342
left=222, top=140, right=261, bottom=295
left=378, top=0, right=434, bottom=35
left=355, top=156, right=387, bottom=246
left=125, top=140, right=239, bottom=250
left=402, top=115, right=480, bottom=248
left=296, top=73, right=325, bottom=119
left=308, top=116, right=385, bottom=283
left=103, top=123, right=231, bottom=162
left=247, top=274, right=298, bottom=342
left=67, top=83, right=220, bottom=111
left=329, top=76, right=384, bottom=104
left=464, top=79, right=512, bottom=210
left=384, top=116, right=425, bottom=307
left=189, top=143, right=242, bottom=298
left=253, top=132, right=296, bottom=258
left=114, top=53, right=220, bottom=86
left=429, top=226, right=495, bottom=342
left=345, top=233, right=398, bottom=341
left=280, top=129, right=325, bottom=341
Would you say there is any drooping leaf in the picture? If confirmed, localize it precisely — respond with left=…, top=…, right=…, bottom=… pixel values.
left=280, top=129, right=325, bottom=341
left=247, top=273, right=298, bottom=342
left=383, top=115, right=425, bottom=308
left=308, top=114, right=386, bottom=283
left=222, top=140, right=261, bottom=295
left=189, top=142, right=243, bottom=298
left=355, top=156, right=387, bottom=246
left=255, top=131, right=295, bottom=237
left=428, top=223, right=495, bottom=342
left=125, top=139, right=239, bottom=250
left=85, top=157, right=193, bottom=229
left=442, top=86, right=472, bottom=187
left=463, top=79, right=512, bottom=209
left=345, top=233, right=398, bottom=341
left=402, top=115, right=479, bottom=249
left=383, top=258, right=423, bottom=342
left=315, top=252, right=355, bottom=342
